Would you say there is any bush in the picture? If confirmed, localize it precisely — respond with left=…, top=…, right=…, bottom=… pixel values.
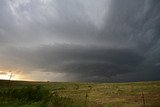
left=2, top=85, right=51, bottom=103
left=1, top=86, right=79, bottom=107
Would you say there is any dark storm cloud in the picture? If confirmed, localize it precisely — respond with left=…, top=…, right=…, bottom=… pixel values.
left=0, top=0, right=160, bottom=81
left=0, top=44, right=145, bottom=81
left=99, top=0, right=160, bottom=50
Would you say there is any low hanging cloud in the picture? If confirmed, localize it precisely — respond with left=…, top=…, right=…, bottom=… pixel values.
left=0, top=0, right=160, bottom=81
left=0, top=44, right=145, bottom=81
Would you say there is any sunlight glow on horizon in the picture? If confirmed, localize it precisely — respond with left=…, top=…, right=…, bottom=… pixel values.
left=0, top=70, right=67, bottom=82
left=0, top=70, right=32, bottom=81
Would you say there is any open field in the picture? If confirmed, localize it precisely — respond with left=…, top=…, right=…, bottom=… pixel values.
left=0, top=80, right=160, bottom=107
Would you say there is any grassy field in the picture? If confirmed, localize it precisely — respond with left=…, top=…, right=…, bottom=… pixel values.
left=0, top=80, right=160, bottom=107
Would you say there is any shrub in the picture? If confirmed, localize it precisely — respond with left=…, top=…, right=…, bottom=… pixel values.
left=2, top=85, right=51, bottom=103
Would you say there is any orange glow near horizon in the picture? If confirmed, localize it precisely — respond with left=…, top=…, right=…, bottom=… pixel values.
left=0, top=72, right=17, bottom=80
left=0, top=70, right=66, bottom=82
left=0, top=70, right=32, bottom=81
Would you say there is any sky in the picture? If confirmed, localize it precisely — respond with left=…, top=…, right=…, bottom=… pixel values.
left=0, top=0, right=160, bottom=82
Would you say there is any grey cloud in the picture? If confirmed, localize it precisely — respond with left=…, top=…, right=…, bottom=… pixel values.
left=155, top=63, right=160, bottom=67
left=0, top=0, right=106, bottom=47
left=99, top=0, right=160, bottom=50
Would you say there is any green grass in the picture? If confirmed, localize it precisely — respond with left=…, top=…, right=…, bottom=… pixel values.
left=0, top=80, right=160, bottom=107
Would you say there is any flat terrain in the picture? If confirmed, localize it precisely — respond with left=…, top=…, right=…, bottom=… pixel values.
left=0, top=80, right=160, bottom=107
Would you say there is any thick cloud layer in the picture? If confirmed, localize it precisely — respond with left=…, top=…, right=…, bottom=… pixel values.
left=0, top=0, right=160, bottom=81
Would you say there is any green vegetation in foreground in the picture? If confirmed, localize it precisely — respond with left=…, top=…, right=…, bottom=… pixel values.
left=0, top=80, right=160, bottom=107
